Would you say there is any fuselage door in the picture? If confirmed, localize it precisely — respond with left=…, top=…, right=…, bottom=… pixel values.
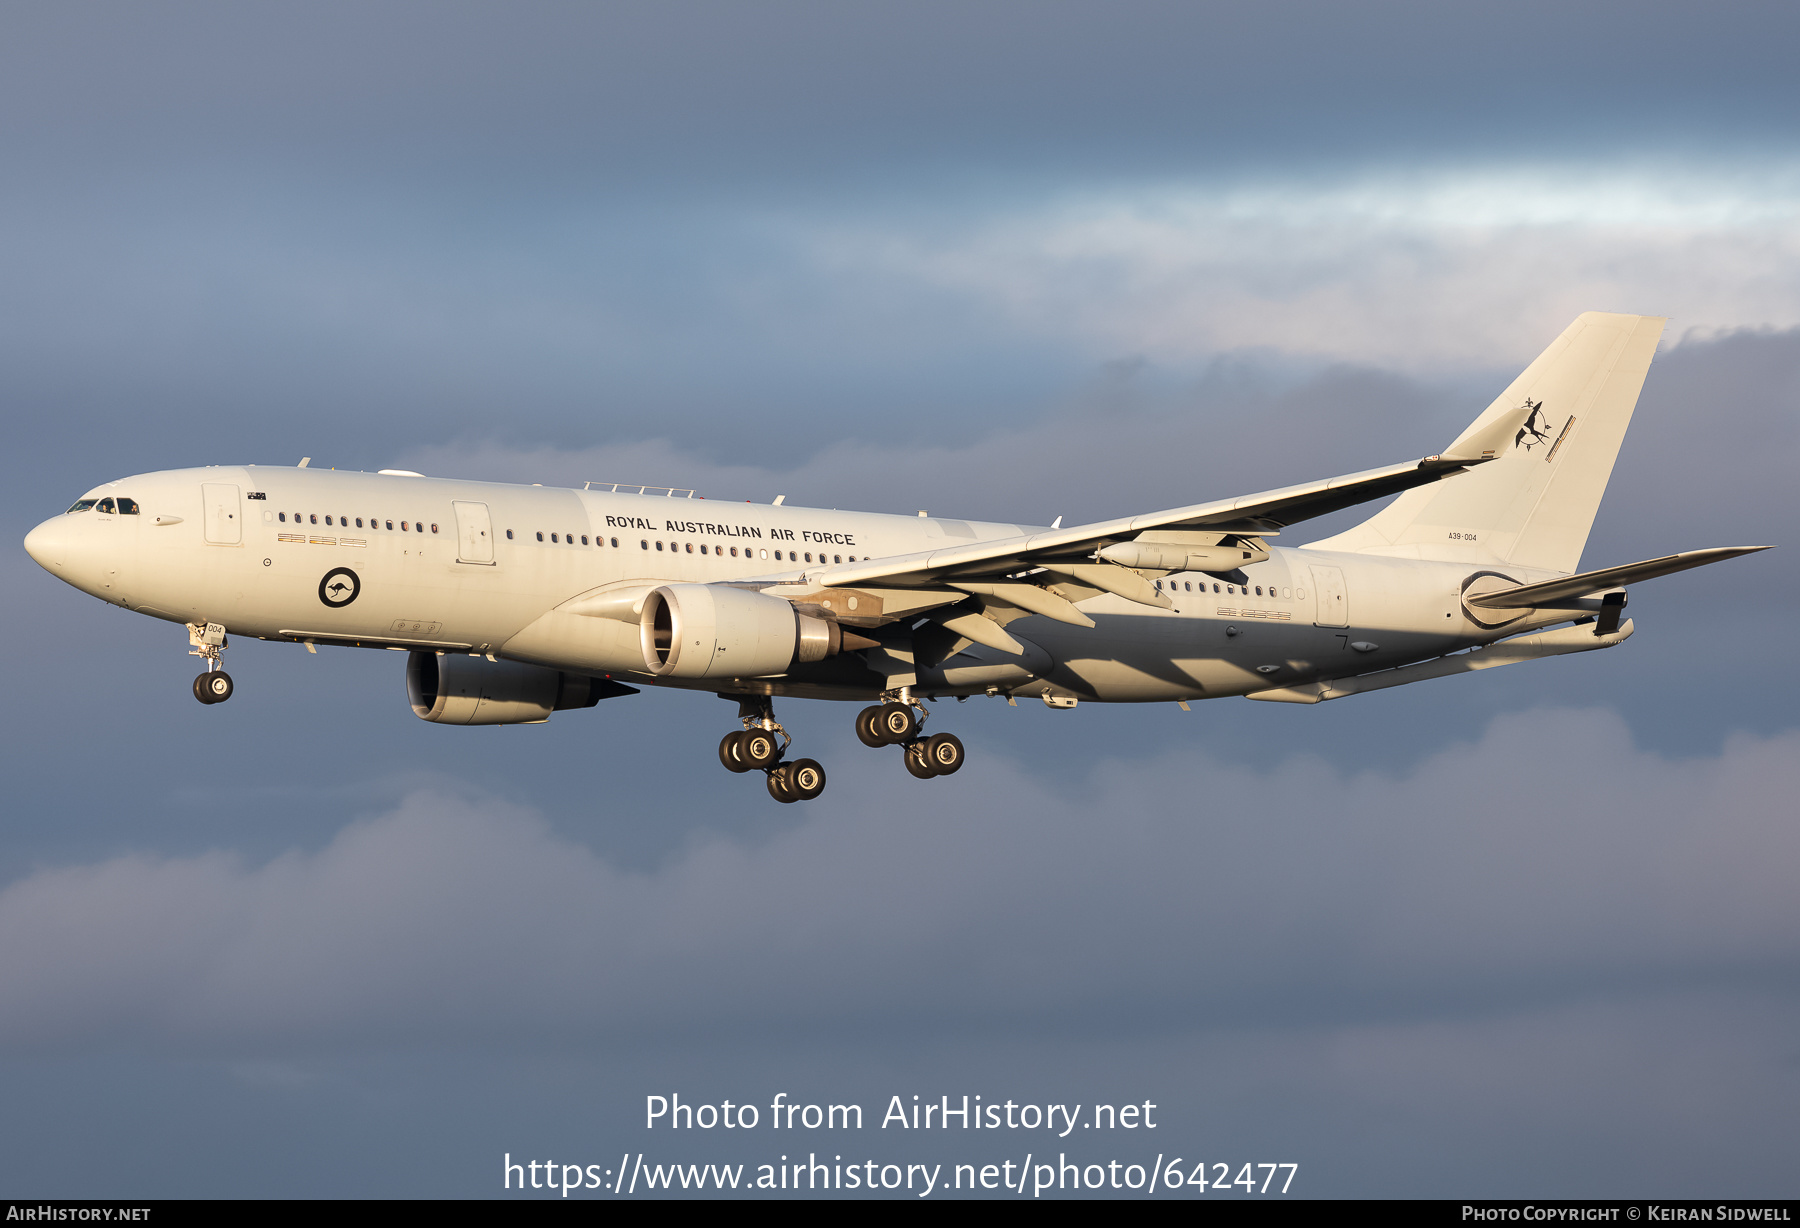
left=202, top=483, right=241, bottom=545
left=1309, top=564, right=1349, bottom=627
left=452, top=500, right=496, bottom=565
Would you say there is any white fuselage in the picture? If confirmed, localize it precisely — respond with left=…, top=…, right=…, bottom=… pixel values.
left=26, top=466, right=1577, bottom=704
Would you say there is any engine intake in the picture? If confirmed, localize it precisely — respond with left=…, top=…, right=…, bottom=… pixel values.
left=640, top=584, right=849, bottom=679
left=406, top=651, right=627, bottom=725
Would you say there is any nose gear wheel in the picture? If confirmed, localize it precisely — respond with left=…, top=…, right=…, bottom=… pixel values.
left=193, top=671, right=234, bottom=705
left=187, top=622, right=234, bottom=704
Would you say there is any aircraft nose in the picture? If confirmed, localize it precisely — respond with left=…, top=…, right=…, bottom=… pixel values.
left=23, top=516, right=69, bottom=570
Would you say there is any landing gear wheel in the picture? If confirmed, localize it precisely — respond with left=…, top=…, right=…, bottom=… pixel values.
left=718, top=730, right=751, bottom=773
left=876, top=702, right=918, bottom=743
left=766, top=764, right=801, bottom=803
left=922, top=732, right=964, bottom=775
left=195, top=671, right=233, bottom=704
left=855, top=705, right=888, bottom=748
left=903, top=740, right=939, bottom=779
left=740, top=729, right=781, bottom=769
left=788, top=758, right=827, bottom=801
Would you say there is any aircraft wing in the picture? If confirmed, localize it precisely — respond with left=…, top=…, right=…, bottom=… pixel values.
left=779, top=454, right=1485, bottom=611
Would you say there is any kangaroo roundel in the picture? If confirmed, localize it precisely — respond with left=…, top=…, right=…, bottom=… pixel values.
left=319, top=567, right=360, bottom=608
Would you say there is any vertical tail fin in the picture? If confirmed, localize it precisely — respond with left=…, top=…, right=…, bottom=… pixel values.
left=1307, top=312, right=1666, bottom=573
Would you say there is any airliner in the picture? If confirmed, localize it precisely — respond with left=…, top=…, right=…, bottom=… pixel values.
left=23, top=312, right=1767, bottom=803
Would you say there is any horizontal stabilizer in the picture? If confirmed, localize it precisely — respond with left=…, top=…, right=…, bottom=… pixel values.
left=1464, top=546, right=1771, bottom=609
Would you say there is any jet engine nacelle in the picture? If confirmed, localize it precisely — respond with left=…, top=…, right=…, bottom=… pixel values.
left=406, top=651, right=608, bottom=725
left=640, top=583, right=846, bottom=679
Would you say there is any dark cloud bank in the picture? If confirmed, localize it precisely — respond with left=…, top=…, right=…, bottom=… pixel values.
left=2, top=710, right=1796, bottom=1196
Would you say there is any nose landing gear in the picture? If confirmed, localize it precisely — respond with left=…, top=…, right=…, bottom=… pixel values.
left=718, top=696, right=828, bottom=802
left=188, top=622, right=234, bottom=705
left=856, top=690, right=967, bottom=780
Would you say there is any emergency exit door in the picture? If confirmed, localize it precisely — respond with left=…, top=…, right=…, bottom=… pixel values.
left=452, top=500, right=495, bottom=564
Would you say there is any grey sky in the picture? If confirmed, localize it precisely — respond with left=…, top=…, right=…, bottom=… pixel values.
left=2, top=0, right=1796, bottom=1198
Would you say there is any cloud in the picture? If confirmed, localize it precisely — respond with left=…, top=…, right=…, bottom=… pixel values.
left=2, top=707, right=1795, bottom=1051
left=792, top=168, right=1800, bottom=369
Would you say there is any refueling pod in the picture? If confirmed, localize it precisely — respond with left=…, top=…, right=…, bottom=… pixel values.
left=639, top=583, right=865, bottom=679
left=406, top=651, right=634, bottom=725
left=1097, top=531, right=1270, bottom=574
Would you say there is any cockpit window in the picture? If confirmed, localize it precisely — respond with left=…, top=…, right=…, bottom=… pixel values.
left=66, top=499, right=97, bottom=514
left=116, top=497, right=139, bottom=514
left=97, top=498, right=116, bottom=513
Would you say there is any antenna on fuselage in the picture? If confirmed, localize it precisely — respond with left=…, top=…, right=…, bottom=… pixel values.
left=772, top=495, right=786, bottom=505
left=297, top=457, right=311, bottom=468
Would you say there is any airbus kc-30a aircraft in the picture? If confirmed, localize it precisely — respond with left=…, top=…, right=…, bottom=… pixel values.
left=24, top=312, right=1768, bottom=803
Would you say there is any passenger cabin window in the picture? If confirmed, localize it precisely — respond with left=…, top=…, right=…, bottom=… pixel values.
left=279, top=513, right=287, bottom=522
left=311, top=514, right=318, bottom=525
left=66, top=499, right=98, bottom=513
left=506, top=529, right=514, bottom=539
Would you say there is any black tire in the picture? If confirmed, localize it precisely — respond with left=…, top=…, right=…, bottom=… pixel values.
left=766, top=765, right=800, bottom=803
left=740, top=729, right=780, bottom=769
left=923, top=732, right=965, bottom=775
left=718, top=730, right=751, bottom=773
left=201, top=671, right=233, bottom=704
left=788, top=758, right=826, bottom=800
left=903, top=740, right=938, bottom=779
left=854, top=705, right=888, bottom=748
left=193, top=673, right=218, bottom=705
left=877, top=702, right=918, bottom=743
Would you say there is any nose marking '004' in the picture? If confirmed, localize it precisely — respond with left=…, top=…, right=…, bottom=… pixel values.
left=318, top=567, right=361, bottom=608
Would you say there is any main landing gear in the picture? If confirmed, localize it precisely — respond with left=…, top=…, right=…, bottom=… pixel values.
left=718, top=697, right=827, bottom=804
left=188, top=621, right=234, bottom=706
left=855, top=690, right=965, bottom=781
